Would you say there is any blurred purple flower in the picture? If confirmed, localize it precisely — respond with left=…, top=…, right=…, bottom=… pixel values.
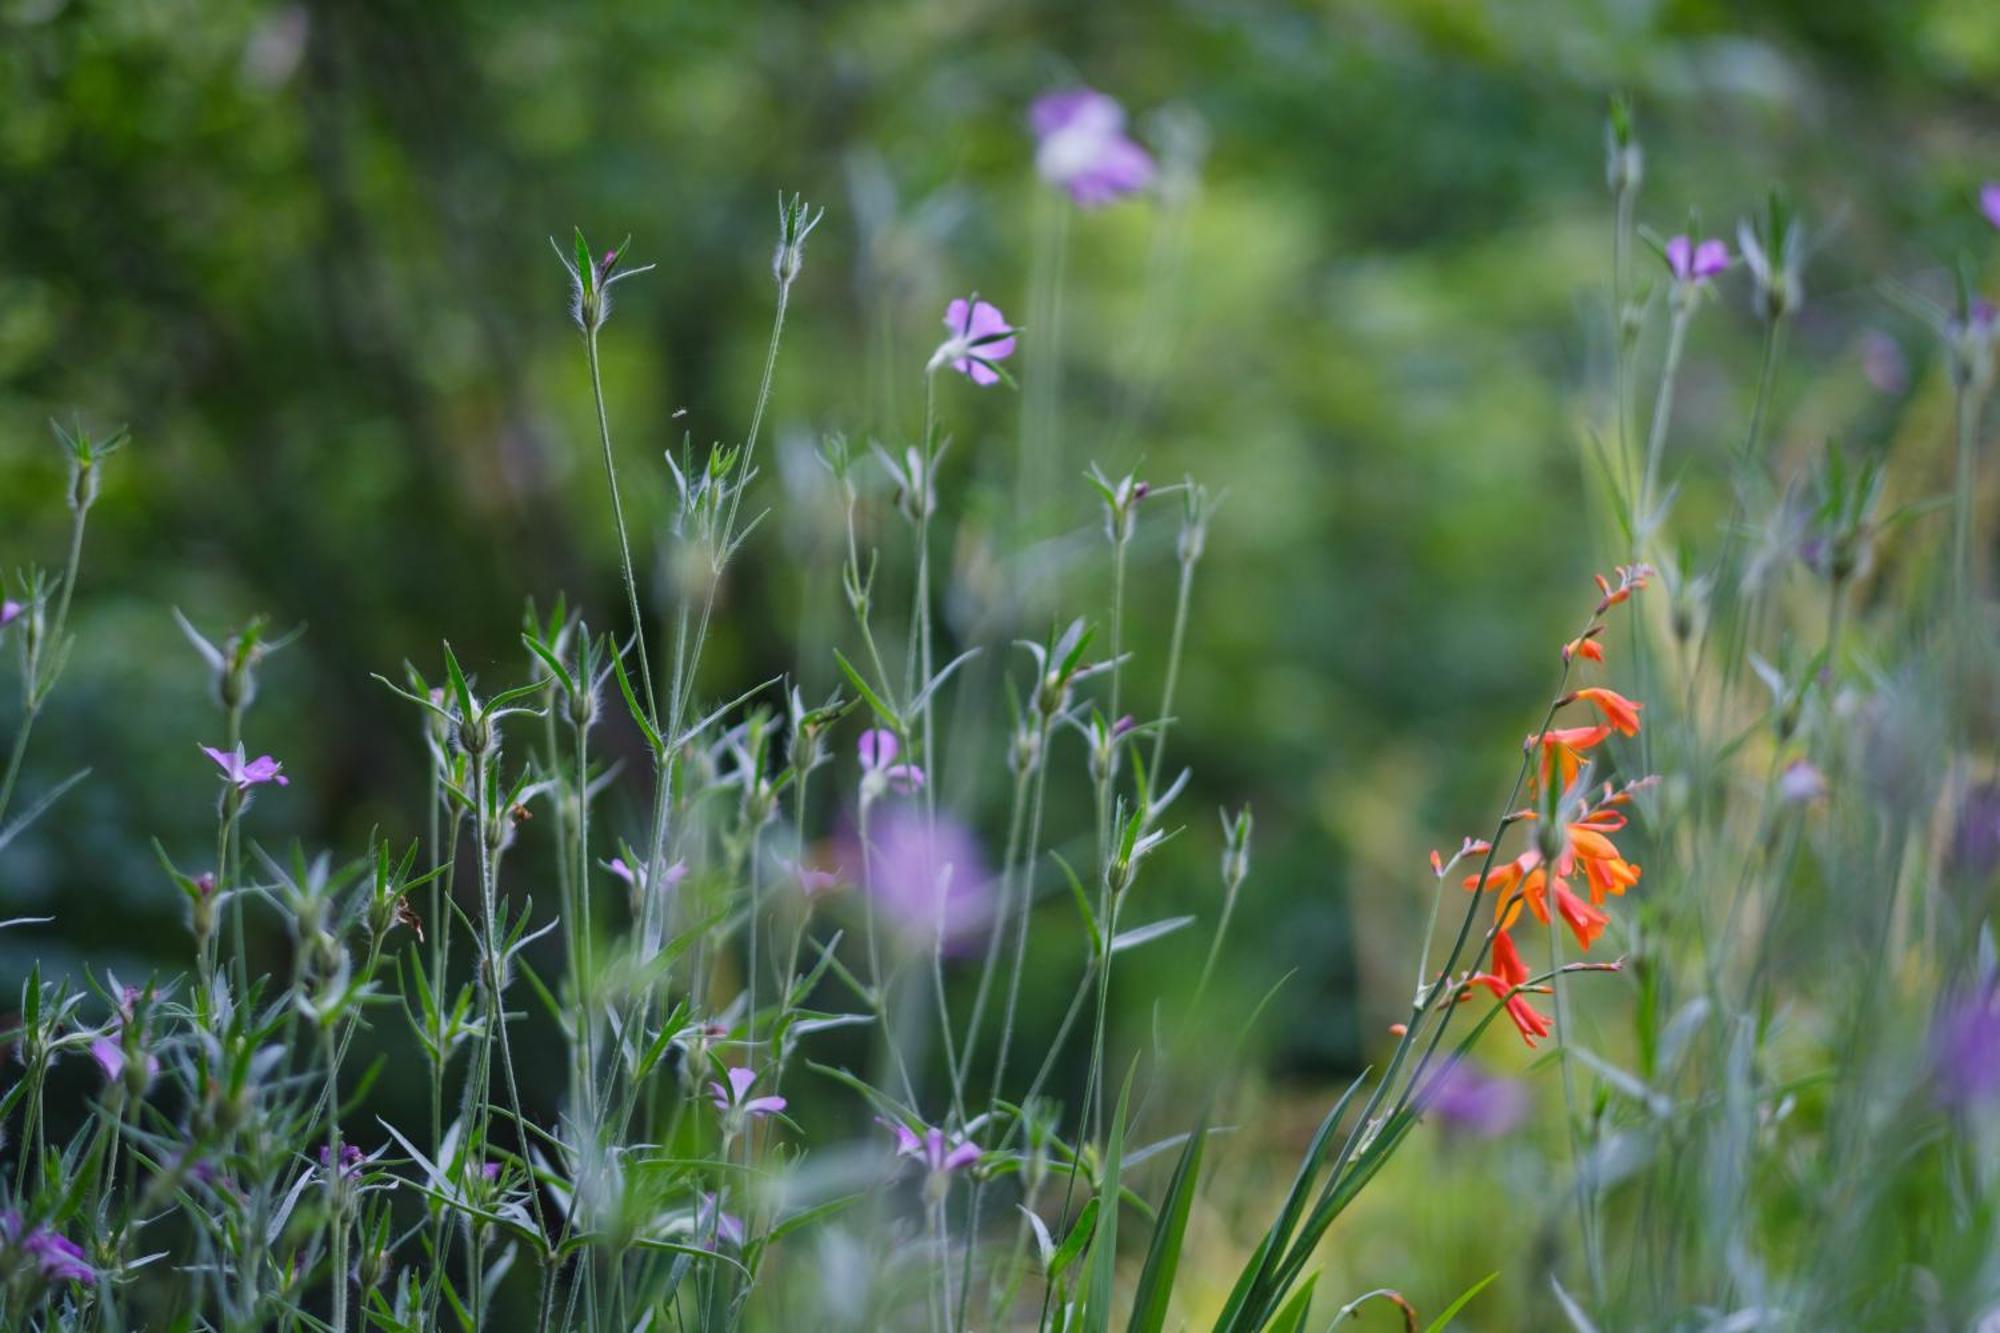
left=1665, top=235, right=1730, bottom=283
left=1933, top=985, right=2000, bottom=1108
left=695, top=1192, right=745, bottom=1249
left=1778, top=759, right=1828, bottom=805
left=0, top=600, right=20, bottom=630
left=1951, top=782, right=2000, bottom=883
left=708, top=1065, right=787, bottom=1120
left=880, top=1118, right=980, bottom=1175
left=1982, top=183, right=2000, bottom=231
left=1860, top=331, right=1909, bottom=395
left=1, top=1212, right=93, bottom=1286
left=936, top=298, right=1017, bottom=386
left=858, top=808, right=991, bottom=956
left=1031, top=88, right=1155, bottom=208
left=786, top=859, right=843, bottom=902
left=858, top=729, right=925, bottom=795
left=1426, top=1063, right=1529, bottom=1139
left=201, top=743, right=288, bottom=790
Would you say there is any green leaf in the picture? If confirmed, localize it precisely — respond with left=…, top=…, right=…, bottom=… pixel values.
left=1126, top=1108, right=1208, bottom=1333
left=1053, top=851, right=1102, bottom=958
left=1263, top=1274, right=1316, bottom=1333
left=1424, top=1272, right=1499, bottom=1333
left=1050, top=1197, right=1099, bottom=1282
left=1084, top=1061, right=1139, bottom=1332
left=609, top=647, right=663, bottom=753
left=831, top=647, right=900, bottom=729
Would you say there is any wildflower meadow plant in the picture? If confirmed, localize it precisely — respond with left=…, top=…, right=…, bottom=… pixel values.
left=8, top=86, right=2000, bottom=1333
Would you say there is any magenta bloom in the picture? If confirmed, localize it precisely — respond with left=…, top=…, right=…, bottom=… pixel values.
left=858, top=729, right=925, bottom=795
left=1426, top=1063, right=1529, bottom=1139
left=1031, top=88, right=1155, bottom=208
left=201, top=743, right=288, bottom=790
left=708, top=1065, right=787, bottom=1120
left=858, top=808, right=991, bottom=956
left=1933, top=984, right=2000, bottom=1108
left=937, top=298, right=1017, bottom=386
left=1981, top=182, right=2000, bottom=231
left=1, top=1212, right=94, bottom=1286
left=881, top=1118, right=980, bottom=1175
left=1665, top=235, right=1730, bottom=283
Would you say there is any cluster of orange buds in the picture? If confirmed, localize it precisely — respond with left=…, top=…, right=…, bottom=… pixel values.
left=1437, top=569, right=1655, bottom=1047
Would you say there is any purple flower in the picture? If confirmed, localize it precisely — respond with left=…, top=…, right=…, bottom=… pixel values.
left=1031, top=88, right=1155, bottom=208
left=1860, top=331, right=1909, bottom=395
left=0, top=600, right=21, bottom=630
left=1982, top=182, right=2000, bottom=232
left=200, top=743, right=288, bottom=790
left=933, top=298, right=1017, bottom=386
left=1932, top=985, right=2000, bottom=1108
left=880, top=1118, right=981, bottom=1175
left=317, top=1143, right=366, bottom=1178
left=858, top=729, right=925, bottom=795
left=1426, top=1063, right=1529, bottom=1139
left=708, top=1065, right=787, bottom=1121
left=857, top=808, right=992, bottom=956
left=695, top=1192, right=745, bottom=1249
left=1665, top=234, right=1730, bottom=283
left=88, top=985, right=158, bottom=1092
left=1, top=1212, right=94, bottom=1286
left=607, top=857, right=690, bottom=893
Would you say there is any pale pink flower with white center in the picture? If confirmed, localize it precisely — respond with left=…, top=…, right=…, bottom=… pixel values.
left=932, top=299, right=1017, bottom=386
left=858, top=729, right=925, bottom=795
left=200, top=743, right=288, bottom=790
left=708, top=1065, right=787, bottom=1120
left=880, top=1117, right=980, bottom=1176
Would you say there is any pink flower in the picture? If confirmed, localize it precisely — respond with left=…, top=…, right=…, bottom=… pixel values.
left=607, top=857, right=689, bottom=892
left=786, top=860, right=843, bottom=901
left=881, top=1118, right=980, bottom=1175
left=1031, top=88, right=1155, bottom=208
left=708, top=1065, right=787, bottom=1120
left=1665, top=234, right=1730, bottom=283
left=857, top=808, right=992, bottom=956
left=858, top=729, right=925, bottom=795
left=1982, top=182, right=2000, bottom=232
left=934, top=298, right=1017, bottom=386
left=200, top=743, right=288, bottom=790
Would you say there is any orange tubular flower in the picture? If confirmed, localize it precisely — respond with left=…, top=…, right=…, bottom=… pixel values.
left=1465, top=928, right=1550, bottom=1045
left=1564, top=636, right=1605, bottom=664
left=1572, top=687, right=1643, bottom=736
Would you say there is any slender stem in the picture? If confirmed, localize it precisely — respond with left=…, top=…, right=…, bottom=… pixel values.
left=1638, top=299, right=1694, bottom=536
left=585, top=330, right=658, bottom=726
left=323, top=1027, right=348, bottom=1333
left=0, top=499, right=89, bottom=825
left=1146, top=553, right=1197, bottom=784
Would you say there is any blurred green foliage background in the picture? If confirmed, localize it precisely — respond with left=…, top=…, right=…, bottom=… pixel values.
left=5, top=0, right=2000, bottom=1318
